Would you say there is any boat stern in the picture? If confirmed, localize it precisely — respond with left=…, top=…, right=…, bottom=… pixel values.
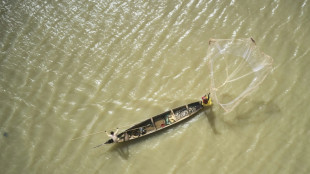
left=202, top=96, right=212, bottom=107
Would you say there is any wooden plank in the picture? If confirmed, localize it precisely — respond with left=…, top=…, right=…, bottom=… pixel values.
left=151, top=117, right=157, bottom=130
left=170, top=109, right=175, bottom=115
left=170, top=109, right=177, bottom=121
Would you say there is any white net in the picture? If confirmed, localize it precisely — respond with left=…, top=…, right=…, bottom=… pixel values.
left=207, top=38, right=273, bottom=113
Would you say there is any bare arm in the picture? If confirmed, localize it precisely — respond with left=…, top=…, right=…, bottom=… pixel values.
left=105, top=131, right=109, bottom=136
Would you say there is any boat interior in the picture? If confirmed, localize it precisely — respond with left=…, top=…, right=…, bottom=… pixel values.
left=115, top=102, right=203, bottom=142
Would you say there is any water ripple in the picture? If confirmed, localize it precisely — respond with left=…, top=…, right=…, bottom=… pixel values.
left=1, top=0, right=310, bottom=174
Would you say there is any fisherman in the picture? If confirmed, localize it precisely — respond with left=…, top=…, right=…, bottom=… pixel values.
left=105, top=128, right=119, bottom=143
left=202, top=93, right=210, bottom=105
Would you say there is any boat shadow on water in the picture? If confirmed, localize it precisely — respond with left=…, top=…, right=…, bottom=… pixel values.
left=204, top=107, right=218, bottom=134
left=106, top=100, right=280, bottom=159
left=108, top=107, right=216, bottom=159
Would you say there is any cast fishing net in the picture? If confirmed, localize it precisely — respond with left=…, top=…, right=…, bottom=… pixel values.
left=207, top=38, right=273, bottom=113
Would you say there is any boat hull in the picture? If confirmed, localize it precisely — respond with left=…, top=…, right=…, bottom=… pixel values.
left=104, top=101, right=209, bottom=144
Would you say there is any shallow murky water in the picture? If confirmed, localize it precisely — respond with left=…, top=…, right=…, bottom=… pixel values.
left=1, top=0, right=310, bottom=173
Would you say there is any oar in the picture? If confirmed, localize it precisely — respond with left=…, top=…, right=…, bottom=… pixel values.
left=93, top=143, right=104, bottom=148
left=70, top=130, right=106, bottom=141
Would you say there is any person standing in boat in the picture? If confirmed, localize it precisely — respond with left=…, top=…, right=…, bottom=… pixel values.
left=202, top=93, right=210, bottom=105
left=105, top=128, right=119, bottom=142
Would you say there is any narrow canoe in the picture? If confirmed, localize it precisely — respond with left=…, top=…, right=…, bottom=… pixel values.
left=103, top=99, right=212, bottom=145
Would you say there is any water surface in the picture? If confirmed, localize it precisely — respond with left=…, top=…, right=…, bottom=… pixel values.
left=1, top=0, right=310, bottom=173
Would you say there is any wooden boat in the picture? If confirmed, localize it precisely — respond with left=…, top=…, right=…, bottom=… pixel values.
left=101, top=97, right=212, bottom=145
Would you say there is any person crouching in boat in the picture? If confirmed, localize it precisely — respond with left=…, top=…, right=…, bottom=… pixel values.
left=202, top=93, right=212, bottom=106
left=105, top=128, right=119, bottom=143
